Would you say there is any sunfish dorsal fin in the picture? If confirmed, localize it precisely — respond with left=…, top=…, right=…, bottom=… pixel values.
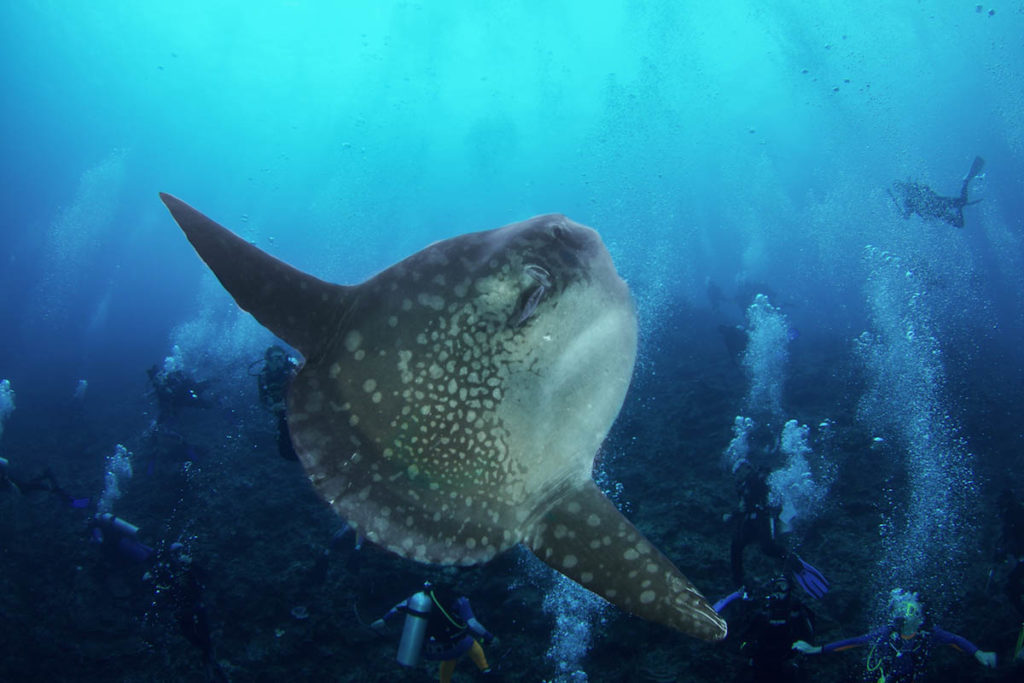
left=159, top=192, right=350, bottom=360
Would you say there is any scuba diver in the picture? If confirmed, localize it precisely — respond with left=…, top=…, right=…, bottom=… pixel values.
left=792, top=588, right=997, bottom=680
left=729, top=459, right=829, bottom=600
left=147, top=363, right=212, bottom=426
left=718, top=324, right=748, bottom=365
left=1, top=456, right=90, bottom=508
left=888, top=156, right=985, bottom=228
left=371, top=582, right=496, bottom=682
left=715, top=576, right=816, bottom=682
left=308, top=523, right=364, bottom=583
left=90, top=512, right=157, bottom=567
left=150, top=542, right=229, bottom=683
left=90, top=516, right=228, bottom=681
left=255, top=345, right=299, bottom=461
left=995, top=489, right=1024, bottom=659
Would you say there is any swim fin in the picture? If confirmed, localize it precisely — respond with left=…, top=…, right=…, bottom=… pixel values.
left=791, top=556, right=830, bottom=599
left=965, top=156, right=985, bottom=182
left=954, top=156, right=987, bottom=204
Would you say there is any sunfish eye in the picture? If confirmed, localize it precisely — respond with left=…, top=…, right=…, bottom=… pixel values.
left=551, top=223, right=584, bottom=250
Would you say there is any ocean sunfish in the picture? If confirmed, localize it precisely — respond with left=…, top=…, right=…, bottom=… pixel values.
left=159, top=193, right=726, bottom=641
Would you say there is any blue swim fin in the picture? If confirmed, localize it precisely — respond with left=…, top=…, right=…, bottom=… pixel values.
left=791, top=556, right=830, bottom=599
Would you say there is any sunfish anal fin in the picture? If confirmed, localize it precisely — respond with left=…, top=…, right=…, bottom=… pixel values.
left=526, top=480, right=727, bottom=641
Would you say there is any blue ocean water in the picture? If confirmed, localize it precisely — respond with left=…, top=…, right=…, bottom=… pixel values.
left=2, top=2, right=1023, bottom=681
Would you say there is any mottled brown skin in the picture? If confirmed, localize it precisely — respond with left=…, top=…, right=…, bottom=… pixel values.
left=159, top=193, right=726, bottom=641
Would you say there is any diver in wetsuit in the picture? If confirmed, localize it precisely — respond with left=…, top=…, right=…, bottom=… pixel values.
left=996, top=489, right=1024, bottom=659
left=308, top=523, right=364, bottom=583
left=147, top=364, right=211, bottom=426
left=888, top=156, right=985, bottom=228
left=372, top=583, right=495, bottom=683
left=729, top=460, right=829, bottom=599
left=89, top=515, right=227, bottom=681
left=1, top=457, right=89, bottom=508
left=793, top=588, right=996, bottom=680
left=715, top=576, right=816, bottom=682
left=90, top=512, right=157, bottom=567
left=151, top=543, right=229, bottom=682
left=256, top=345, right=299, bottom=461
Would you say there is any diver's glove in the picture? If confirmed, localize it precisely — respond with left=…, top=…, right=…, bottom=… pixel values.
left=974, top=650, right=997, bottom=668
left=792, top=640, right=822, bottom=655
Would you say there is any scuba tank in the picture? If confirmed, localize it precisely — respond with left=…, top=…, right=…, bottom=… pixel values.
left=396, top=589, right=433, bottom=667
left=95, top=512, right=140, bottom=538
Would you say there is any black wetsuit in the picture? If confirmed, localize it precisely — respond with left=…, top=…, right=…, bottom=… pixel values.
left=148, top=367, right=211, bottom=424
left=737, top=593, right=815, bottom=682
left=258, top=355, right=299, bottom=461
left=998, top=492, right=1024, bottom=618
left=731, top=466, right=788, bottom=587
left=152, top=553, right=227, bottom=682
left=889, top=156, right=985, bottom=228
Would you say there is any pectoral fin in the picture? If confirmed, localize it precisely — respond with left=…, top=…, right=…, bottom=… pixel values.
left=525, top=480, right=726, bottom=641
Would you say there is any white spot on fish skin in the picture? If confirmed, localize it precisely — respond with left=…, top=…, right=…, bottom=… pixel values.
left=348, top=414, right=360, bottom=427
left=567, top=501, right=582, bottom=514
left=563, top=554, right=578, bottom=569
left=329, top=363, right=341, bottom=378
left=363, top=379, right=377, bottom=393
left=388, top=316, right=398, bottom=327
left=623, top=548, right=639, bottom=560
left=345, top=330, right=362, bottom=352
left=580, top=571, right=594, bottom=583
left=586, top=514, right=601, bottom=527
left=354, top=349, right=366, bottom=361
left=418, top=293, right=446, bottom=311
left=372, top=391, right=382, bottom=403
left=640, top=590, right=656, bottom=604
